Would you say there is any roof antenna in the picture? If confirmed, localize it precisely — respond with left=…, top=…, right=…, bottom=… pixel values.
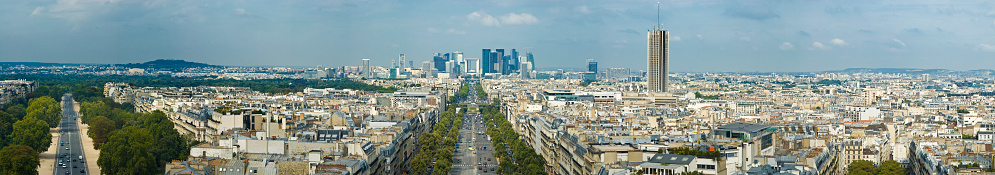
left=657, top=1, right=661, bottom=30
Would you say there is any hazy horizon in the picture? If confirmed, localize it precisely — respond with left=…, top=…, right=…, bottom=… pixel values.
left=2, top=0, right=995, bottom=72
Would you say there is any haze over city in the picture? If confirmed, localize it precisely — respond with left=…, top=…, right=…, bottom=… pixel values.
left=3, top=0, right=995, bottom=72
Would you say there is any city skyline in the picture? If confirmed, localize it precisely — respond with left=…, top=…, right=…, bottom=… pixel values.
left=3, top=0, right=995, bottom=72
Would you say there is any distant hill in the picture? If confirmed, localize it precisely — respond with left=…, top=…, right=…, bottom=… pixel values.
left=117, top=59, right=219, bottom=70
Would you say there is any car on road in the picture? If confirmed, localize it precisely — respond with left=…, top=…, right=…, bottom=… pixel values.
left=65, top=147, right=69, bottom=150
left=491, top=167, right=495, bottom=171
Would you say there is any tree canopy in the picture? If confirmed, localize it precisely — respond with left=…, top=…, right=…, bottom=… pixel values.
left=0, top=111, right=14, bottom=147
left=0, top=145, right=39, bottom=175
left=878, top=160, right=906, bottom=175
left=25, top=96, right=61, bottom=128
left=87, top=116, right=116, bottom=149
left=9, top=116, right=51, bottom=152
left=98, top=127, right=159, bottom=175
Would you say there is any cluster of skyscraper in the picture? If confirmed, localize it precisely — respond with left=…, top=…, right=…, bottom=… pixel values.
left=480, top=48, right=534, bottom=76
left=421, top=48, right=534, bottom=78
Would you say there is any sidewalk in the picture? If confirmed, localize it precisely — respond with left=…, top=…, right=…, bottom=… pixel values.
left=37, top=126, right=61, bottom=175
left=74, top=101, right=101, bottom=174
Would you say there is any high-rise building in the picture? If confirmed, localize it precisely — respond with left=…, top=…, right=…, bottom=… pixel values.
left=489, top=51, right=502, bottom=75
left=452, top=51, right=463, bottom=63
left=648, top=29, right=669, bottom=92
left=510, top=49, right=519, bottom=72
left=526, top=51, right=534, bottom=65
left=398, top=54, right=405, bottom=69
left=481, top=49, right=491, bottom=73
left=587, top=58, right=598, bottom=72
left=607, top=68, right=630, bottom=80
left=494, top=49, right=505, bottom=74
left=433, top=53, right=447, bottom=72
left=362, top=59, right=371, bottom=78
left=421, top=61, right=432, bottom=73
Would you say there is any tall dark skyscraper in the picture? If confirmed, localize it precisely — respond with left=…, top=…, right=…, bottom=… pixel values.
left=587, top=58, right=597, bottom=72
left=510, top=49, right=519, bottom=72
left=481, top=49, right=491, bottom=73
left=526, top=51, right=534, bottom=67
left=495, top=49, right=505, bottom=74
left=433, top=53, right=447, bottom=72
left=487, top=51, right=504, bottom=73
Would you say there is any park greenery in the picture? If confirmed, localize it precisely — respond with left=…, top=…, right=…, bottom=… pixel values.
left=0, top=87, right=62, bottom=173
left=480, top=104, right=547, bottom=175
left=695, top=92, right=719, bottom=100
left=848, top=160, right=906, bottom=175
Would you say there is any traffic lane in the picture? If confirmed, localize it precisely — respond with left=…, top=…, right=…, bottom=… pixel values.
left=55, top=96, right=87, bottom=175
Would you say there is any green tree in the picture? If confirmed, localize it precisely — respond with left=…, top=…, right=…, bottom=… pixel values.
left=87, top=116, right=116, bottom=149
left=98, top=127, right=159, bottom=175
left=0, top=145, right=39, bottom=175
left=6, top=105, right=26, bottom=120
left=0, top=111, right=14, bottom=147
left=411, top=153, right=431, bottom=174
left=878, top=160, right=906, bottom=175
left=10, top=116, right=51, bottom=152
left=25, top=96, right=61, bottom=128
left=848, top=160, right=877, bottom=175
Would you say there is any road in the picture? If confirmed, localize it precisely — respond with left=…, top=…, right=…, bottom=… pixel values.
left=53, top=94, right=89, bottom=175
left=450, top=113, right=499, bottom=174
left=450, top=80, right=498, bottom=174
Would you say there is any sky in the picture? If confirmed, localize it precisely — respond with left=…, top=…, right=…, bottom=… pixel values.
left=2, top=0, right=995, bottom=72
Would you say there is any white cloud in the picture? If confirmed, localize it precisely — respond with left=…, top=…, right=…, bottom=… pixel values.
left=696, top=34, right=702, bottom=39
left=978, top=43, right=995, bottom=52
left=739, top=36, right=751, bottom=41
left=812, top=42, right=831, bottom=50
left=426, top=27, right=438, bottom=33
left=234, top=8, right=246, bottom=15
left=467, top=11, right=501, bottom=26
left=779, top=42, right=794, bottom=50
left=830, top=38, right=847, bottom=46
left=575, top=6, right=591, bottom=14
left=446, top=29, right=466, bottom=35
left=31, top=7, right=44, bottom=16
left=499, top=13, right=538, bottom=25
left=672, top=36, right=681, bottom=41
left=467, top=11, right=538, bottom=26
left=892, top=39, right=906, bottom=47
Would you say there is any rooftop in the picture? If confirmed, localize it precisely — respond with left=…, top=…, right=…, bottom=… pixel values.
left=716, top=122, right=770, bottom=133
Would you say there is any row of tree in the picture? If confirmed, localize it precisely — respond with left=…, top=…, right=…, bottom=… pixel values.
left=848, top=160, right=906, bottom=175
left=475, top=83, right=487, bottom=99
left=1, top=74, right=398, bottom=94
left=0, top=88, right=63, bottom=174
left=69, top=86, right=196, bottom=175
left=410, top=105, right=464, bottom=174
left=480, top=105, right=547, bottom=175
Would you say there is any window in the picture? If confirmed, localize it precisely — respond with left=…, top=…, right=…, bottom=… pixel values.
left=697, top=164, right=716, bottom=170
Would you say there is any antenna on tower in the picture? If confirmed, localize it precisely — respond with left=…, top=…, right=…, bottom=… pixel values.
left=657, top=1, right=661, bottom=30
